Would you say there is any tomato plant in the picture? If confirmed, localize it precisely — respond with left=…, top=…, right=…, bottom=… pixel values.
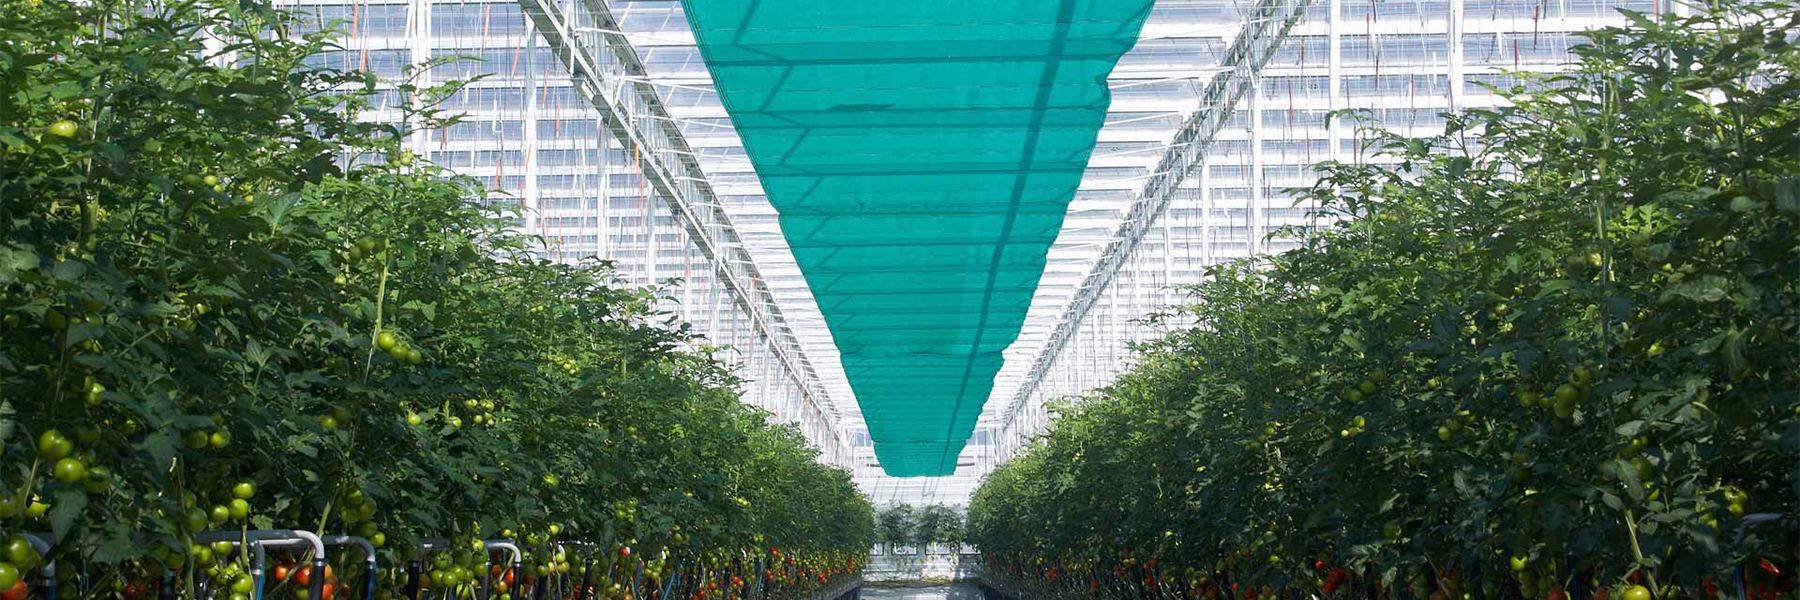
left=0, top=0, right=873, bottom=597
left=970, top=4, right=1798, bottom=600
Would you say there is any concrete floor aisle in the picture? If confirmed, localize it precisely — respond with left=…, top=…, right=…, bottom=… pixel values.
left=861, top=582, right=985, bottom=600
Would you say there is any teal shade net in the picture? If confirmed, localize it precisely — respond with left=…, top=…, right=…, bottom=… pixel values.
left=681, top=0, right=1154, bottom=476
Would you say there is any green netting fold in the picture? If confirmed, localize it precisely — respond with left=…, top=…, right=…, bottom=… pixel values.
left=681, top=0, right=1153, bottom=476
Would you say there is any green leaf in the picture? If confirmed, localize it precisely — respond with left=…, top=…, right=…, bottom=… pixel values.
left=1776, top=176, right=1800, bottom=214
left=140, top=431, right=179, bottom=469
left=90, top=523, right=141, bottom=562
left=49, top=489, right=89, bottom=542
left=0, top=245, right=38, bottom=283
left=65, top=322, right=107, bottom=347
left=403, top=300, right=437, bottom=321
left=50, top=260, right=86, bottom=281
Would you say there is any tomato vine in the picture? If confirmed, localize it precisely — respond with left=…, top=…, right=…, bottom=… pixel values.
left=0, top=0, right=874, bottom=598
left=970, top=5, right=1798, bottom=600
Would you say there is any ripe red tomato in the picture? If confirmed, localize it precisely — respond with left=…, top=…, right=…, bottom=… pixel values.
left=274, top=564, right=294, bottom=581
left=294, top=565, right=315, bottom=587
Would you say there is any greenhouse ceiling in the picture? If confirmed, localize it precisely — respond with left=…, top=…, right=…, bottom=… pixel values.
left=605, top=0, right=1264, bottom=479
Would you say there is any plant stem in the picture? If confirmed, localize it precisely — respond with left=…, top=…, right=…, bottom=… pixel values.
left=363, top=242, right=395, bottom=381
left=1622, top=510, right=1662, bottom=598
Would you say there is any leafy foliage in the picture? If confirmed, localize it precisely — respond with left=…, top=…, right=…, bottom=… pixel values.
left=0, top=0, right=872, bottom=597
left=970, top=4, right=1798, bottom=600
left=873, top=504, right=965, bottom=551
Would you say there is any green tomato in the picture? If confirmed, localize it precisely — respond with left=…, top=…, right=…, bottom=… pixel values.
left=229, top=499, right=250, bottom=520
left=232, top=481, right=256, bottom=499
left=376, top=331, right=398, bottom=350
left=187, top=507, right=210, bottom=530
left=52, top=457, right=87, bottom=484
left=232, top=574, right=255, bottom=594
left=1570, top=366, right=1593, bottom=386
left=184, top=430, right=211, bottom=449
left=0, top=562, right=18, bottom=591
left=4, top=538, right=38, bottom=568
left=209, top=505, right=230, bottom=523
left=47, top=120, right=80, bottom=138
left=38, top=430, right=74, bottom=459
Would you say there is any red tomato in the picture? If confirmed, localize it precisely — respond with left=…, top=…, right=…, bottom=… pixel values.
left=274, top=564, right=294, bottom=582
left=1, top=580, right=25, bottom=600
left=294, top=566, right=314, bottom=587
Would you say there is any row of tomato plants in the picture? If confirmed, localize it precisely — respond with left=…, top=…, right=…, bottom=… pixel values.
left=970, top=5, right=1796, bottom=600
left=27, top=537, right=862, bottom=600
left=0, top=0, right=875, bottom=597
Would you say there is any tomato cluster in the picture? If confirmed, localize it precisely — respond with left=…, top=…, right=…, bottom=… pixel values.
left=970, top=5, right=1797, bottom=600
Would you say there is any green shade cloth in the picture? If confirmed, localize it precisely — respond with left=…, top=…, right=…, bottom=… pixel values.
left=681, top=0, right=1153, bottom=476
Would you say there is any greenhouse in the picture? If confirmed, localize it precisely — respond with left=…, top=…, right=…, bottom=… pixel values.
left=1, top=0, right=1796, bottom=598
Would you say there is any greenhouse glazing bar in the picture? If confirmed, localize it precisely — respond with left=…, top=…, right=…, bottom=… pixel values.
left=515, top=0, right=847, bottom=436
left=997, top=0, right=1315, bottom=425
